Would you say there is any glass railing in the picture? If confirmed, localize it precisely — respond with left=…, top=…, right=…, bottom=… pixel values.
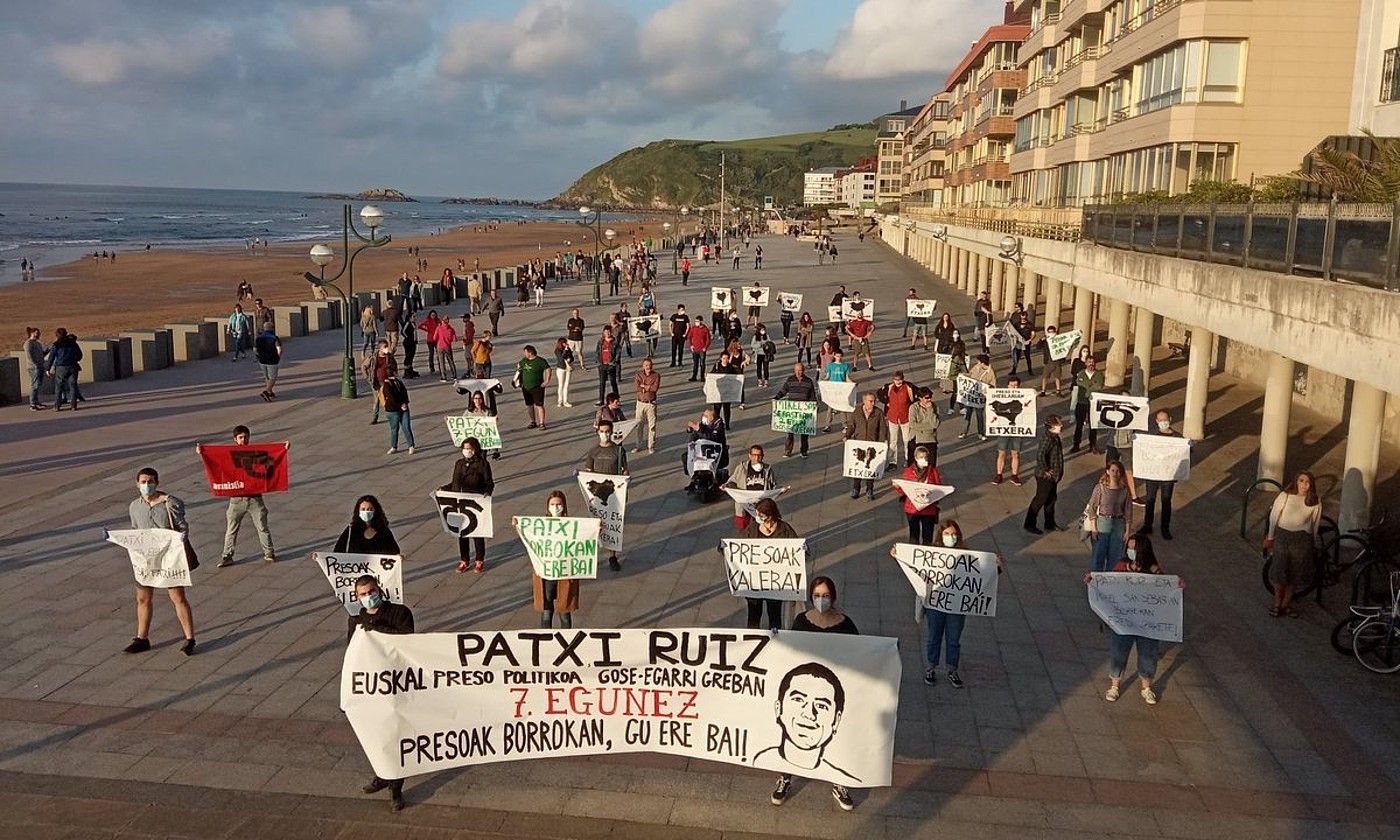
left=1383, top=47, right=1400, bottom=103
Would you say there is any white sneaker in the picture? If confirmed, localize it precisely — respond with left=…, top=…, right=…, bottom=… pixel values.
left=1141, top=687, right=1158, bottom=705
left=407, top=446, right=416, bottom=455
left=386, top=448, right=397, bottom=455
left=1104, top=685, right=1120, bottom=702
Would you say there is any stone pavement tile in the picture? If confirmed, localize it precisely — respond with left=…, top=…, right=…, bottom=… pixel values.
left=124, top=753, right=187, bottom=783
left=1150, top=810, right=1375, bottom=840
left=1269, top=747, right=1349, bottom=797
left=563, top=788, right=674, bottom=824
left=123, top=803, right=249, bottom=838
left=1090, top=778, right=1204, bottom=812
left=1042, top=801, right=1150, bottom=834
left=984, top=770, right=1095, bottom=803
left=457, top=782, right=573, bottom=816
left=668, top=797, right=782, bottom=836
left=176, top=758, right=281, bottom=791
left=222, top=813, right=344, bottom=840
left=882, top=815, right=1121, bottom=840
left=1030, top=750, right=1087, bottom=777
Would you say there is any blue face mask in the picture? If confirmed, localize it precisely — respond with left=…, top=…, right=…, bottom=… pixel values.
left=138, top=482, right=157, bottom=497
left=359, top=510, right=375, bottom=524
left=941, top=534, right=958, bottom=548
left=1126, top=548, right=1138, bottom=561
left=359, top=592, right=384, bottom=610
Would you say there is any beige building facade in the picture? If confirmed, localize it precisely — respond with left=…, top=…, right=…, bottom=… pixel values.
left=944, top=23, right=1030, bottom=207
left=902, top=93, right=952, bottom=206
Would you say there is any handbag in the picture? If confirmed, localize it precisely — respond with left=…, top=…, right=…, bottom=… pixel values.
left=166, top=501, right=199, bottom=571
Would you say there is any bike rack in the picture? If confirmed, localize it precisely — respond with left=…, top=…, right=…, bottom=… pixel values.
left=1240, top=478, right=1283, bottom=539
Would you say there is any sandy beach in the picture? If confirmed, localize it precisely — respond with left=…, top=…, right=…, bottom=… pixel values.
left=1, top=218, right=668, bottom=339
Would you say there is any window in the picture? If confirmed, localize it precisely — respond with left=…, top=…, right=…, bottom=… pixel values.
left=1203, top=41, right=1243, bottom=102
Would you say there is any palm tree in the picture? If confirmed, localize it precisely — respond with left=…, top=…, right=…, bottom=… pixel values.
left=1288, top=131, right=1400, bottom=201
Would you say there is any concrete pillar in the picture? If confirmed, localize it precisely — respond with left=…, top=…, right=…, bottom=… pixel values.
left=1105, top=297, right=1131, bottom=388
left=1043, top=277, right=1062, bottom=331
left=962, top=251, right=973, bottom=292
left=989, top=260, right=1005, bottom=311
left=1023, top=271, right=1039, bottom=318
left=1131, top=306, right=1155, bottom=396
left=977, top=256, right=991, bottom=297
left=1257, top=353, right=1295, bottom=483
left=957, top=249, right=969, bottom=290
left=1004, top=265, right=1020, bottom=315
left=1072, top=287, right=1094, bottom=352
left=1183, top=328, right=1214, bottom=441
left=1339, top=382, right=1387, bottom=533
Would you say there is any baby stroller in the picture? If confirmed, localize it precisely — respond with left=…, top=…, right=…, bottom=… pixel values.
left=684, top=438, right=729, bottom=503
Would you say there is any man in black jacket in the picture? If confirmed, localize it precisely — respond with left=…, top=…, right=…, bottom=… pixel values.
left=773, top=362, right=816, bottom=458
left=669, top=305, right=689, bottom=368
left=348, top=575, right=414, bottom=812
left=1023, top=415, right=1064, bottom=534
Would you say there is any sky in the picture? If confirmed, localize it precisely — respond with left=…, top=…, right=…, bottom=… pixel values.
left=0, top=0, right=1002, bottom=199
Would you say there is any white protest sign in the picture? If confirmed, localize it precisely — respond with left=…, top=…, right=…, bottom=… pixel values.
left=105, top=528, right=191, bottom=588
left=703, top=373, right=744, bottom=403
left=771, top=400, right=818, bottom=435
left=986, top=324, right=1012, bottom=348
left=313, top=551, right=404, bottom=615
left=514, top=516, right=600, bottom=580
left=906, top=299, right=937, bottom=319
left=956, top=375, right=987, bottom=409
left=984, top=388, right=1037, bottom=437
left=1090, top=393, right=1150, bottom=430
left=933, top=353, right=952, bottom=379
left=1131, top=434, right=1192, bottom=482
left=577, top=471, right=628, bottom=552
left=1087, top=572, right=1184, bottom=642
left=721, top=539, right=808, bottom=602
left=446, top=415, right=503, bottom=450
left=826, top=305, right=843, bottom=322
left=609, top=418, right=639, bottom=445
left=453, top=377, right=504, bottom=404
left=628, top=317, right=661, bottom=342
left=841, top=298, right=875, bottom=320
left=892, top=543, right=999, bottom=617
left=722, top=487, right=788, bottom=516
left=341, top=628, right=902, bottom=786
left=778, top=292, right=803, bottom=313
left=430, top=490, right=495, bottom=539
left=710, top=287, right=734, bottom=310
left=818, top=380, right=857, bottom=412
left=1008, top=323, right=1028, bottom=349
left=742, top=286, right=770, bottom=307
left=1046, top=330, right=1082, bottom=361
left=843, top=440, right=889, bottom=479
left=687, top=439, right=725, bottom=475
left=890, top=481, right=955, bottom=512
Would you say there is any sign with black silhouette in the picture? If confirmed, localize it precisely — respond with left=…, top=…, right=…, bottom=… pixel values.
left=198, top=442, right=289, bottom=496
left=703, top=373, right=744, bottom=404
left=312, top=550, right=404, bottom=615
left=105, top=528, right=192, bottom=588
left=826, top=305, right=843, bottom=322
left=576, top=471, right=629, bottom=552
left=628, top=317, right=660, bottom=342
left=1130, top=434, right=1192, bottom=482
left=778, top=292, right=803, bottom=313
left=686, top=439, right=726, bottom=475
left=721, top=538, right=808, bottom=601
left=430, top=490, right=495, bottom=538
left=710, top=287, right=735, bottom=311
left=983, top=388, right=1037, bottom=437
left=905, top=299, right=937, bottom=319
left=743, top=286, right=770, bottom=307
left=513, top=515, right=600, bottom=580
left=985, top=323, right=1012, bottom=348
left=842, top=440, right=889, bottom=480
left=840, top=298, right=875, bottom=321
left=341, top=628, right=901, bottom=785
left=1087, top=572, right=1184, bottom=642
left=889, top=481, right=955, bottom=512
left=892, top=543, right=999, bottom=617
left=445, top=415, right=502, bottom=450
left=1089, top=393, right=1150, bottom=431
left=955, top=375, right=987, bottom=409
left=452, top=377, right=505, bottom=415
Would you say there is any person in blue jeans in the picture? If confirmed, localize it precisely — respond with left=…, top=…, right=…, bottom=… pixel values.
left=1088, top=534, right=1176, bottom=705
left=898, top=519, right=1003, bottom=690
left=1083, top=462, right=1133, bottom=572
left=23, top=327, right=48, bottom=410
left=379, top=374, right=415, bottom=455
left=47, top=327, right=84, bottom=411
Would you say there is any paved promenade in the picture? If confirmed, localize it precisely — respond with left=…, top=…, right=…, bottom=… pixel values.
left=1, top=231, right=1398, bottom=840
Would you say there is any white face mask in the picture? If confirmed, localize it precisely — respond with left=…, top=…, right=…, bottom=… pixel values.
left=1157, top=419, right=1170, bottom=431
left=915, top=456, right=929, bottom=468
left=813, top=595, right=833, bottom=613
left=598, top=432, right=610, bottom=444
left=548, top=503, right=565, bottom=516
left=462, top=449, right=475, bottom=459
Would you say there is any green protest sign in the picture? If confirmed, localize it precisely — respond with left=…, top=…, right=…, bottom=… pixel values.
left=770, top=399, right=818, bottom=435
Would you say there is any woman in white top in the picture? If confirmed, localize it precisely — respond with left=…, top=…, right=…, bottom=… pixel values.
left=1264, top=470, right=1322, bottom=617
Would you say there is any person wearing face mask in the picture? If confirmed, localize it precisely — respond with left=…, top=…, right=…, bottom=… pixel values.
left=1024, top=415, right=1065, bottom=534
left=1138, top=410, right=1184, bottom=539
left=334, top=495, right=401, bottom=554
left=581, top=420, right=628, bottom=571
left=726, top=498, right=800, bottom=632
left=725, top=445, right=790, bottom=531
left=348, top=574, right=414, bottom=811
left=1086, top=534, right=1174, bottom=705
left=992, top=375, right=1027, bottom=486
left=709, top=351, right=742, bottom=429
left=844, top=392, right=888, bottom=501
left=124, top=467, right=197, bottom=656
left=773, top=362, right=817, bottom=457
left=770, top=575, right=859, bottom=811
left=958, top=354, right=996, bottom=442
left=893, top=445, right=943, bottom=545
left=906, top=387, right=940, bottom=467
left=525, top=491, right=581, bottom=628
left=446, top=437, right=495, bottom=574
left=896, top=520, right=1003, bottom=689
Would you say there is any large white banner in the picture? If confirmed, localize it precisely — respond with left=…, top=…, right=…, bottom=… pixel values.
left=341, top=628, right=902, bottom=785
left=956, top=375, right=987, bottom=409
left=742, top=286, right=770, bottom=307
left=840, top=298, right=874, bottom=320
left=1131, top=434, right=1192, bottom=482
left=577, top=471, right=628, bottom=551
left=771, top=400, right=818, bottom=435
left=609, top=418, right=639, bottom=445
left=514, top=516, right=600, bottom=580
left=984, top=388, right=1037, bottom=437
left=890, top=480, right=955, bottom=512
left=710, top=287, right=734, bottom=311
left=906, top=299, right=937, bottom=319
left=1090, top=393, right=1151, bottom=430
left=778, top=292, right=803, bottom=313
left=445, top=415, right=502, bottom=450
left=1087, top=572, right=1184, bottom=642
left=1046, top=330, right=1082, bottom=361
left=721, top=538, right=808, bottom=602
left=105, top=528, right=191, bottom=588
left=313, top=551, right=404, bottom=615
left=722, top=487, right=788, bottom=515
left=818, top=380, right=857, bottom=412
left=431, top=491, right=495, bottom=539
left=843, top=440, right=889, bottom=479
left=703, top=373, right=744, bottom=403
left=892, top=544, right=999, bottom=616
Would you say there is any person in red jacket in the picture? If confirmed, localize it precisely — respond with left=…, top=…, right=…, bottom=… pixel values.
left=845, top=313, right=875, bottom=371
left=893, top=445, right=942, bottom=545
left=685, top=315, right=712, bottom=382
left=417, top=310, right=442, bottom=375
left=878, top=371, right=916, bottom=469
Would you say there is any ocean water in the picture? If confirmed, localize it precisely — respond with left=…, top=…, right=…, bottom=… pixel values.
left=0, top=182, right=580, bottom=287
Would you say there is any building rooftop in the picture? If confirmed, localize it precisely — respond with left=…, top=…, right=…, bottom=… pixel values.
left=942, top=24, right=1032, bottom=92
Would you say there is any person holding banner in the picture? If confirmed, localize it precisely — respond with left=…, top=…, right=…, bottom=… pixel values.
left=1083, top=462, right=1134, bottom=572
left=1086, top=534, right=1168, bottom=705
left=820, top=347, right=852, bottom=433
left=898, top=520, right=1002, bottom=688
left=465, top=391, right=502, bottom=460
left=446, top=437, right=495, bottom=574
left=333, top=496, right=401, bottom=555
left=1264, top=471, right=1322, bottom=618
left=1038, top=325, right=1066, bottom=396
left=779, top=305, right=794, bottom=344
left=1070, top=355, right=1104, bottom=453
left=1008, top=312, right=1035, bottom=377
left=902, top=288, right=917, bottom=338
left=123, top=467, right=197, bottom=656
left=709, top=351, right=742, bottom=429
left=959, top=354, right=996, bottom=441
left=1024, top=415, right=1065, bottom=534
left=746, top=281, right=763, bottom=326
left=844, top=392, right=888, bottom=500
left=992, top=375, right=1027, bottom=486
left=893, top=445, right=943, bottom=545
left=528, top=491, right=580, bottom=628
left=1139, top=410, right=1182, bottom=539
left=725, top=444, right=787, bottom=530
left=773, top=362, right=817, bottom=457
left=734, top=498, right=800, bottom=631
left=769, top=575, right=859, bottom=811
left=581, top=419, right=628, bottom=571
left=205, top=425, right=277, bottom=567
left=347, top=575, right=414, bottom=811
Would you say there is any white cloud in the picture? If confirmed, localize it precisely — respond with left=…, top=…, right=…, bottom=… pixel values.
left=824, top=0, right=995, bottom=81
left=291, top=6, right=371, bottom=70
left=439, top=0, right=630, bottom=79
left=50, top=31, right=231, bottom=86
left=639, top=0, right=788, bottom=98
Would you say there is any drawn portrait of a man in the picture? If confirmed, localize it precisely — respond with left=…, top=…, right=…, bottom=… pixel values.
left=752, top=662, right=859, bottom=782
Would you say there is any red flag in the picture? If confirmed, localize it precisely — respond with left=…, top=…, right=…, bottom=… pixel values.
left=198, top=443, right=290, bottom=496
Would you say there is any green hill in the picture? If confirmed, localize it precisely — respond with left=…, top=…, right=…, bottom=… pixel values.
left=551, top=126, right=876, bottom=210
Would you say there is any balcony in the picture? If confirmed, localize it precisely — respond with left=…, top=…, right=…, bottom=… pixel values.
left=1105, top=0, right=1183, bottom=46
left=1062, top=44, right=1103, bottom=70
left=900, top=204, right=1084, bottom=240
left=1383, top=47, right=1400, bottom=104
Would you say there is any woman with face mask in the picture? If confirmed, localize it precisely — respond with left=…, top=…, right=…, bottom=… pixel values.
left=446, top=436, right=495, bottom=574
left=892, top=445, right=943, bottom=545
left=894, top=520, right=1003, bottom=689
left=731, top=498, right=800, bottom=632
left=347, top=574, right=414, bottom=811
left=466, top=391, right=501, bottom=460
left=529, top=491, right=580, bottom=628
left=1083, top=461, right=1133, bottom=573
left=1086, top=534, right=1173, bottom=705
left=333, top=495, right=400, bottom=555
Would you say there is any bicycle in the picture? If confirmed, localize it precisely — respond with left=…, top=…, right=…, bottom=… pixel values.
left=1325, top=513, right=1400, bottom=653
left=1260, top=515, right=1338, bottom=601
left=1350, top=571, right=1400, bottom=674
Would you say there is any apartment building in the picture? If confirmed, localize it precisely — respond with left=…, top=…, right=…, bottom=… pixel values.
left=837, top=160, right=877, bottom=208
left=1009, top=0, right=1362, bottom=207
left=943, top=14, right=1032, bottom=207
left=875, top=103, right=922, bottom=206
left=902, top=93, right=953, bottom=206
left=802, top=167, right=841, bottom=206
left=1352, top=0, right=1400, bottom=134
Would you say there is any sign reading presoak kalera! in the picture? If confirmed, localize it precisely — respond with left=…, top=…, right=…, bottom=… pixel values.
left=341, top=628, right=901, bottom=786
left=720, top=538, right=808, bottom=601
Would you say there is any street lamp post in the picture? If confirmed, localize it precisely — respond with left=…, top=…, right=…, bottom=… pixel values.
left=577, top=206, right=606, bottom=306
left=303, top=203, right=390, bottom=399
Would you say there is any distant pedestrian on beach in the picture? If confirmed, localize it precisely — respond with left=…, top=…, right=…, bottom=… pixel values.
left=23, top=326, right=48, bottom=410
left=124, top=467, right=196, bottom=656
left=228, top=305, right=252, bottom=361
left=202, top=425, right=277, bottom=567
left=236, top=280, right=253, bottom=302
left=254, top=321, right=282, bottom=401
